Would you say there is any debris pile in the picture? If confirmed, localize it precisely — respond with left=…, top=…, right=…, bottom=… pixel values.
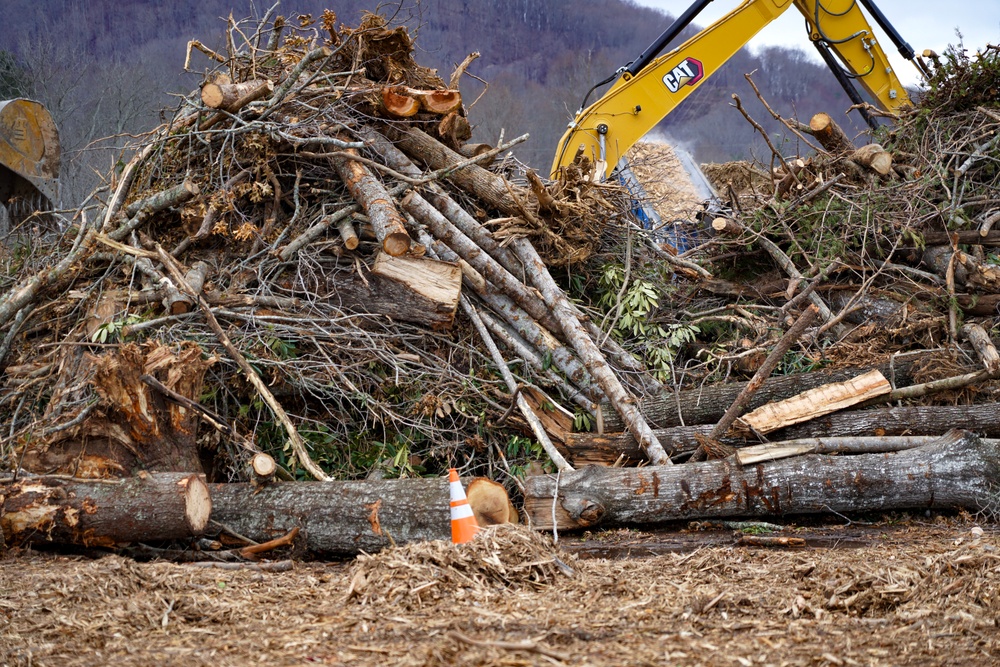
left=2, top=12, right=1000, bottom=553
left=345, top=523, right=571, bottom=607
left=0, top=10, right=668, bottom=488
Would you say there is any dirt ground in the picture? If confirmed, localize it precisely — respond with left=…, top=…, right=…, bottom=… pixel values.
left=2, top=513, right=998, bottom=667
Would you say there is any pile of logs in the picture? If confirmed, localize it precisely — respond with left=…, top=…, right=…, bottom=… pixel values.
left=2, top=12, right=1000, bottom=555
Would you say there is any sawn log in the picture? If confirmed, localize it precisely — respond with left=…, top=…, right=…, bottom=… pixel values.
left=1, top=472, right=211, bottom=548
left=525, top=430, right=1000, bottom=530
left=209, top=476, right=454, bottom=556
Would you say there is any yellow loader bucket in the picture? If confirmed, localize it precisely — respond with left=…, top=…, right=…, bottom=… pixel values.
left=0, top=99, right=60, bottom=222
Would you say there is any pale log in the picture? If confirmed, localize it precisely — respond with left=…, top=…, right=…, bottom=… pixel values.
left=251, top=452, right=277, bottom=487
left=600, top=358, right=918, bottom=431
left=736, top=435, right=937, bottom=465
left=524, top=430, right=1000, bottom=530
left=563, top=403, right=1000, bottom=465
left=1, top=473, right=211, bottom=548
left=734, top=369, right=892, bottom=436
left=328, top=150, right=411, bottom=256
left=371, top=252, right=462, bottom=327
left=324, top=257, right=460, bottom=329
left=509, top=237, right=671, bottom=466
left=163, top=261, right=210, bottom=315
left=809, top=112, right=855, bottom=153
left=370, top=127, right=657, bottom=385
left=123, top=179, right=201, bottom=220
left=466, top=478, right=518, bottom=525
left=201, top=79, right=274, bottom=110
left=337, top=217, right=359, bottom=250
left=960, top=323, right=1000, bottom=373
left=851, top=143, right=893, bottom=175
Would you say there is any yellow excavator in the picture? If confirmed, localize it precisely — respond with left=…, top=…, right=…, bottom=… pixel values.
left=552, top=0, right=928, bottom=181
left=0, top=98, right=60, bottom=226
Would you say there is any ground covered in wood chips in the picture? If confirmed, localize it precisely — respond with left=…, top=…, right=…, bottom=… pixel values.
left=2, top=518, right=998, bottom=667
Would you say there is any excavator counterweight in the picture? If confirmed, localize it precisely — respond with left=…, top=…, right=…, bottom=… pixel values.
left=0, top=99, right=60, bottom=225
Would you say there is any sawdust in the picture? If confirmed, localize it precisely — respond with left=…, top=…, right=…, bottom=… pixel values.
left=2, top=518, right=997, bottom=666
left=625, top=140, right=706, bottom=222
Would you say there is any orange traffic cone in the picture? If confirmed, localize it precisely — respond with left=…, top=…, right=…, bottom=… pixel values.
left=449, top=468, right=480, bottom=544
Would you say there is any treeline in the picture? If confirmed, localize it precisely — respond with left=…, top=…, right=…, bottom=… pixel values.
left=0, top=0, right=870, bottom=204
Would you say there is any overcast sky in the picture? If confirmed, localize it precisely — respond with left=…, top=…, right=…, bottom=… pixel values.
left=632, top=1, right=1000, bottom=86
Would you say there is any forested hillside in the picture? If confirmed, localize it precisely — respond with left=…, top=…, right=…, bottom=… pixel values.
left=0, top=0, right=870, bottom=202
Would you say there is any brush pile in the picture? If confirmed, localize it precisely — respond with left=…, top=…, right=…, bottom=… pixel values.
left=2, top=9, right=1000, bottom=549
left=0, top=10, right=671, bottom=487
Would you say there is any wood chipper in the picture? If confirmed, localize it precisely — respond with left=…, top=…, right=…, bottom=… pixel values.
left=0, top=98, right=60, bottom=226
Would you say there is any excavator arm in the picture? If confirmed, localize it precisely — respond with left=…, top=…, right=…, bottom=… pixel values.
left=551, top=0, right=920, bottom=179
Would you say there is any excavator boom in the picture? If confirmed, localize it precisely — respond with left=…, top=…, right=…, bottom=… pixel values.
left=0, top=98, right=60, bottom=223
left=552, top=0, right=919, bottom=179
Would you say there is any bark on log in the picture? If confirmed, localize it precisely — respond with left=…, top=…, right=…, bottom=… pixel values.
left=209, top=476, right=455, bottom=556
left=1, top=472, right=211, bottom=548
left=123, top=180, right=201, bottom=220
left=201, top=79, right=274, bottom=110
left=337, top=217, right=360, bottom=250
left=438, top=111, right=472, bottom=149
left=457, top=143, right=495, bottom=166
left=851, top=143, right=893, bottom=175
left=809, top=112, right=855, bottom=153
left=525, top=430, right=1000, bottom=529
left=368, top=126, right=658, bottom=386
left=600, top=359, right=918, bottom=431
left=563, top=403, right=1000, bottom=466
left=162, top=261, right=210, bottom=315
left=327, top=150, right=411, bottom=256
left=509, top=237, right=671, bottom=466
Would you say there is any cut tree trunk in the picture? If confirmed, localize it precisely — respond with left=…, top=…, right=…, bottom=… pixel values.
left=201, top=79, right=274, bottom=110
left=524, top=430, right=1000, bottom=529
left=381, top=87, right=420, bottom=117
left=1, top=472, right=211, bottom=548
left=323, top=259, right=460, bottom=329
left=327, top=150, right=411, bottom=256
left=851, top=143, right=894, bottom=175
left=209, top=476, right=455, bottom=556
left=371, top=252, right=462, bottom=327
left=562, top=403, right=1000, bottom=465
left=809, top=112, right=855, bottom=154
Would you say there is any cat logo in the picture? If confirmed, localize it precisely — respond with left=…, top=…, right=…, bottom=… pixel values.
left=662, top=57, right=704, bottom=93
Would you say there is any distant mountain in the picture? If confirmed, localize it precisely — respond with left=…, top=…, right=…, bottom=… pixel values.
left=0, top=0, right=869, bottom=198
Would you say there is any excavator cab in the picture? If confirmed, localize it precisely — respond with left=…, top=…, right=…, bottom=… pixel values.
left=0, top=99, right=60, bottom=228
